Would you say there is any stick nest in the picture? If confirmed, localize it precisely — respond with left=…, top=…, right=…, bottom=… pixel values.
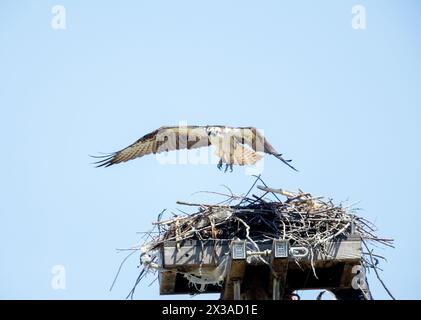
left=147, top=185, right=393, bottom=251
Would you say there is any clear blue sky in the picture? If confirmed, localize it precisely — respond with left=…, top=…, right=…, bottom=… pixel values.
left=0, top=0, right=420, bottom=300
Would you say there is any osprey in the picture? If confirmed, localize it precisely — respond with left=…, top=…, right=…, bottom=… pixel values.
left=93, top=125, right=297, bottom=172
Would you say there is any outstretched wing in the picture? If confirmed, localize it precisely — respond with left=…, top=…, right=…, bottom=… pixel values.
left=93, top=126, right=210, bottom=167
left=232, top=127, right=298, bottom=171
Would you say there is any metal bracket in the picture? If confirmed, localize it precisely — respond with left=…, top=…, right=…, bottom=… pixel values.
left=290, top=246, right=309, bottom=258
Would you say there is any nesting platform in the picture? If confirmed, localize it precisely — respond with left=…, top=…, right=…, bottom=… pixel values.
left=158, top=236, right=363, bottom=300
left=135, top=183, right=393, bottom=300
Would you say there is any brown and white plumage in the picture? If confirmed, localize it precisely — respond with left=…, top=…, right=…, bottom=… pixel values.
left=93, top=125, right=297, bottom=171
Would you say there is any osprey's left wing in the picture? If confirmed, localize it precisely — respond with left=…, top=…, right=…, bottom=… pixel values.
left=232, top=127, right=298, bottom=171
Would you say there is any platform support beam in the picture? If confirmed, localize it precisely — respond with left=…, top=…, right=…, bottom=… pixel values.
left=233, top=280, right=241, bottom=300
left=273, top=278, right=280, bottom=300
left=270, top=240, right=289, bottom=300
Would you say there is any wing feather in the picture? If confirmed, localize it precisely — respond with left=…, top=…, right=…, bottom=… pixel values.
left=94, top=126, right=209, bottom=167
left=233, top=144, right=263, bottom=165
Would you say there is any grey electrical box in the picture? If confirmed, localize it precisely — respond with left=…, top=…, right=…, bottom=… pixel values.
left=232, top=240, right=246, bottom=260
left=273, top=240, right=289, bottom=258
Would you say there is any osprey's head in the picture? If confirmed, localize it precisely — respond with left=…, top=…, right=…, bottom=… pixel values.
left=206, top=126, right=222, bottom=137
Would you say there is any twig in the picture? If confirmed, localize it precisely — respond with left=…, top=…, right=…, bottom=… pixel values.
left=362, top=240, right=395, bottom=300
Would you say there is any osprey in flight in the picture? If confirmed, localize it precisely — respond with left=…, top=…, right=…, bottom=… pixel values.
left=93, top=125, right=297, bottom=172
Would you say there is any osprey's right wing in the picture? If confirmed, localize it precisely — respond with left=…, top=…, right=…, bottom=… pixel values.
left=93, top=126, right=210, bottom=167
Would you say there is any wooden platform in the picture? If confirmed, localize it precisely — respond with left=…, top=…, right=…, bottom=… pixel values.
left=158, top=237, right=362, bottom=299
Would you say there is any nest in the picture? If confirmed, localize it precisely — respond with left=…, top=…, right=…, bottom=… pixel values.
left=123, top=179, right=394, bottom=299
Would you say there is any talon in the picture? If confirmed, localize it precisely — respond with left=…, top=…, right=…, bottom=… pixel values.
left=230, top=164, right=233, bottom=172
left=224, top=164, right=229, bottom=173
left=217, top=159, right=223, bottom=170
